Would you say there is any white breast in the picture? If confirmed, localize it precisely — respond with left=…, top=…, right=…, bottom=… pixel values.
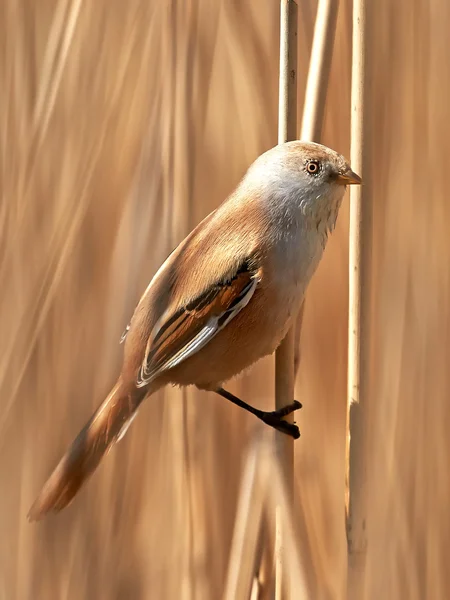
left=260, top=221, right=326, bottom=352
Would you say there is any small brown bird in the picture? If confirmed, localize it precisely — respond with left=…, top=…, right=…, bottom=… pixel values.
left=28, top=141, right=361, bottom=520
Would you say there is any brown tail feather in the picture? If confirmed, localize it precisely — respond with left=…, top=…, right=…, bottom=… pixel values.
left=28, top=381, right=146, bottom=521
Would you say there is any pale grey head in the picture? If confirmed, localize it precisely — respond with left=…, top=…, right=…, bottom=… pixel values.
left=242, top=140, right=361, bottom=225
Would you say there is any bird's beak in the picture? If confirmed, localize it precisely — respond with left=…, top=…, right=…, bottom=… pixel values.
left=335, top=168, right=362, bottom=186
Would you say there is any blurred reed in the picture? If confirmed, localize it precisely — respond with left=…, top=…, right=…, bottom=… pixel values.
left=224, top=435, right=309, bottom=600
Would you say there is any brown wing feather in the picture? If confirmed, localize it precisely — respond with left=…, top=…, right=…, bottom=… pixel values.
left=137, top=260, right=258, bottom=386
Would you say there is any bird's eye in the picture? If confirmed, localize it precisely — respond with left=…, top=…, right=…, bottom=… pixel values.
left=306, top=160, right=320, bottom=175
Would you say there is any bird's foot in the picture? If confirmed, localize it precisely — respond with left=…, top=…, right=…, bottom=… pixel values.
left=260, top=400, right=302, bottom=439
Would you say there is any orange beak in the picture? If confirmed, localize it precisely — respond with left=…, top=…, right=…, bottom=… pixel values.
left=335, top=168, right=362, bottom=185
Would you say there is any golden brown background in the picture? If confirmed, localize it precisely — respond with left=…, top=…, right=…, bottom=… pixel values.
left=1, top=1, right=449, bottom=598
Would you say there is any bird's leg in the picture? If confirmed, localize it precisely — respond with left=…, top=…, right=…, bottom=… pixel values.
left=215, top=387, right=302, bottom=439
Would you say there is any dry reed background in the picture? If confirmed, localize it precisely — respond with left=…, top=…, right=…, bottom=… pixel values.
left=1, top=0, right=449, bottom=598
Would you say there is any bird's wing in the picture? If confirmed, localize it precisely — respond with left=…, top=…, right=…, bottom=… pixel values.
left=136, top=258, right=259, bottom=387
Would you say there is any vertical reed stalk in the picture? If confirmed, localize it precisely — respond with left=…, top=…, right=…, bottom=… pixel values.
left=275, top=2, right=298, bottom=598
left=346, top=0, right=369, bottom=597
left=300, top=0, right=338, bottom=141
left=275, top=1, right=339, bottom=597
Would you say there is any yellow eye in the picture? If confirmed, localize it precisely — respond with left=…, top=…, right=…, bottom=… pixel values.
left=306, top=160, right=320, bottom=175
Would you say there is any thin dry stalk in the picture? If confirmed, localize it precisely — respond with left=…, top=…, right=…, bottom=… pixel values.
left=225, top=438, right=310, bottom=600
left=277, top=0, right=298, bottom=146
left=300, top=0, right=338, bottom=141
left=275, top=2, right=298, bottom=598
left=293, top=301, right=305, bottom=379
left=346, top=0, right=369, bottom=597
left=275, top=1, right=339, bottom=597
left=262, top=450, right=310, bottom=599
left=294, top=0, right=339, bottom=395
left=247, top=514, right=274, bottom=600
left=223, top=442, right=267, bottom=600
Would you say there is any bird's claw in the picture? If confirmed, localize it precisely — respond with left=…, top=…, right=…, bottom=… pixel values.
left=271, top=418, right=301, bottom=439
left=261, top=400, right=302, bottom=439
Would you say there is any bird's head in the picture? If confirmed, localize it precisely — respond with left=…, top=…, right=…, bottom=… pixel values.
left=246, top=140, right=361, bottom=227
left=280, top=140, right=361, bottom=188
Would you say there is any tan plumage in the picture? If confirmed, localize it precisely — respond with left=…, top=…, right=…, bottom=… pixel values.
left=28, top=141, right=361, bottom=521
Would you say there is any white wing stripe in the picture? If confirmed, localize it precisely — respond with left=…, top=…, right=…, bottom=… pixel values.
left=162, top=322, right=217, bottom=371
left=136, top=276, right=258, bottom=388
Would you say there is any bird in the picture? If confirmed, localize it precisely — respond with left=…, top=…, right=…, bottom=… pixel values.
left=28, top=140, right=361, bottom=521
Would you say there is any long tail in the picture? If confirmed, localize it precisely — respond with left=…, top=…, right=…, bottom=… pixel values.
left=28, top=381, right=146, bottom=521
